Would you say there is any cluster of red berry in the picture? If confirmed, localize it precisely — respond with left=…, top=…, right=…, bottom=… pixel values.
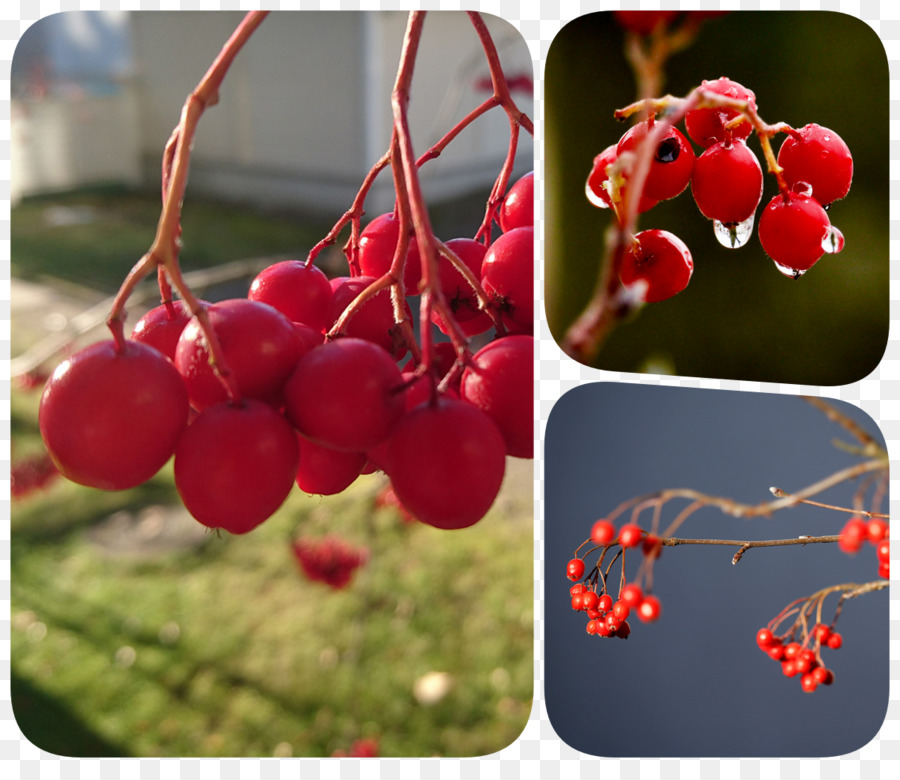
left=291, top=535, right=369, bottom=589
left=37, top=169, right=534, bottom=536
left=565, top=518, right=664, bottom=639
left=756, top=625, right=841, bottom=693
left=586, top=75, right=852, bottom=300
left=838, top=516, right=890, bottom=578
left=10, top=451, right=59, bottom=499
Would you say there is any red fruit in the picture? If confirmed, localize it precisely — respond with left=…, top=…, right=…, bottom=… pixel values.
left=879, top=561, right=890, bottom=579
left=585, top=144, right=658, bottom=214
left=876, top=539, right=890, bottom=564
left=594, top=620, right=612, bottom=638
left=777, top=123, right=853, bottom=206
left=586, top=619, right=599, bottom=635
left=616, top=121, right=695, bottom=202
left=569, top=583, right=587, bottom=596
left=174, top=298, right=303, bottom=411
left=767, top=645, right=785, bottom=662
left=612, top=600, right=630, bottom=620
left=691, top=139, right=763, bottom=225
left=614, top=620, right=632, bottom=639
left=498, top=171, right=534, bottom=232
left=685, top=77, right=756, bottom=147
left=619, top=584, right=644, bottom=609
left=460, top=335, right=533, bottom=459
left=613, top=11, right=680, bottom=35
left=800, top=673, right=818, bottom=693
left=604, top=612, right=622, bottom=632
left=591, top=519, right=616, bottom=546
left=618, top=523, right=644, bottom=548
left=636, top=595, right=662, bottom=623
left=619, top=229, right=693, bottom=303
left=814, top=624, right=832, bottom=644
left=131, top=299, right=200, bottom=361
left=480, top=227, right=533, bottom=335
left=358, top=212, right=422, bottom=296
left=781, top=659, right=797, bottom=677
left=248, top=260, right=333, bottom=331
left=571, top=592, right=586, bottom=611
left=385, top=398, right=506, bottom=530
left=292, top=536, right=368, bottom=589
left=641, top=534, right=663, bottom=559
left=39, top=340, right=189, bottom=491
left=826, top=632, right=843, bottom=650
left=294, top=434, right=367, bottom=496
left=756, top=628, right=776, bottom=648
left=284, top=338, right=405, bottom=452
left=838, top=516, right=868, bottom=554
left=328, top=276, right=411, bottom=359
left=581, top=591, right=600, bottom=612
left=783, top=642, right=802, bottom=660
left=432, top=238, right=492, bottom=337
left=757, top=192, right=831, bottom=272
left=174, top=400, right=299, bottom=534
left=597, top=594, right=613, bottom=613
left=866, top=519, right=888, bottom=544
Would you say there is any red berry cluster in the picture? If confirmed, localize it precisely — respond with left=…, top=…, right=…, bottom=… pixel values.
left=838, top=516, right=890, bottom=578
left=37, top=170, right=535, bottom=536
left=10, top=451, right=60, bottom=499
left=291, top=535, right=369, bottom=589
left=586, top=76, right=852, bottom=299
left=756, top=625, right=840, bottom=693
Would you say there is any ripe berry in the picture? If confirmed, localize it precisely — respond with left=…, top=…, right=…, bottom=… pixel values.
left=597, top=594, right=613, bottom=613
left=174, top=400, right=299, bottom=534
left=585, top=144, right=658, bottom=214
left=498, top=171, right=534, bottom=232
left=431, top=238, right=492, bottom=337
left=641, top=534, right=663, bottom=559
left=569, top=583, right=587, bottom=597
left=284, top=338, right=405, bottom=453
left=757, top=191, right=831, bottom=272
left=248, top=260, right=334, bottom=332
left=781, top=659, right=798, bottom=677
left=690, top=139, right=763, bottom=225
left=756, top=628, right=776, bottom=648
left=685, top=77, right=756, bottom=147
left=590, top=519, right=616, bottom=546
left=838, top=516, right=868, bottom=554
left=581, top=591, right=600, bottom=611
left=618, top=523, right=644, bottom=548
left=826, top=632, right=843, bottom=650
left=460, top=335, right=533, bottom=458
left=619, top=583, right=644, bottom=609
left=800, top=673, right=818, bottom=693
left=783, top=642, right=802, bottom=660
left=866, top=518, right=888, bottom=544
left=39, top=340, right=189, bottom=491
left=480, top=226, right=533, bottom=335
left=328, top=276, right=411, bottom=359
left=636, top=595, right=662, bottom=623
left=566, top=558, right=586, bottom=581
left=294, top=434, right=367, bottom=496
left=385, top=398, right=507, bottom=530
left=767, top=645, right=785, bottom=662
left=571, top=592, right=586, bottom=611
left=876, top=539, right=890, bottom=564
left=777, top=123, right=853, bottom=206
left=614, top=620, right=632, bottom=639
left=619, top=229, right=693, bottom=303
left=612, top=600, right=630, bottom=620
left=813, top=624, right=832, bottom=644
left=616, top=120, right=695, bottom=202
left=358, top=212, right=422, bottom=296
left=131, top=299, right=199, bottom=361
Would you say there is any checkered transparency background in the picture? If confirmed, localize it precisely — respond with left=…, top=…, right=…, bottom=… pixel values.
left=2, top=0, right=898, bottom=776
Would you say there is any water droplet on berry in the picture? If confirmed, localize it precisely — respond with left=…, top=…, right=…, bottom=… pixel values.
left=791, top=181, right=814, bottom=198
left=713, top=215, right=755, bottom=248
left=822, top=225, right=845, bottom=254
left=585, top=179, right=611, bottom=209
left=773, top=261, right=807, bottom=279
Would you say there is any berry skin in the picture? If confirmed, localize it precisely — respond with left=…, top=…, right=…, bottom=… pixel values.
left=586, top=144, right=658, bottom=214
left=39, top=340, right=190, bottom=491
left=597, top=594, right=613, bottom=613
left=248, top=260, right=334, bottom=332
left=591, top=519, right=616, bottom=546
left=691, top=139, right=763, bottom=225
left=636, top=595, right=662, bottom=623
left=800, top=673, right=818, bottom=693
left=358, top=212, right=422, bottom=296
left=131, top=299, right=200, bottom=361
left=612, top=600, right=630, bottom=620
left=480, top=226, right=534, bottom=335
left=566, top=558, right=586, bottom=581
left=618, top=523, right=644, bottom=548
left=294, top=434, right=367, bottom=496
left=619, top=583, right=644, bottom=609
left=777, top=123, right=853, bottom=206
left=756, top=628, right=776, bottom=648
left=838, top=516, right=868, bottom=554
left=431, top=238, right=492, bottom=337
left=826, top=632, right=843, bottom=650
left=757, top=192, right=831, bottom=271
left=876, top=539, right=890, bottom=564
left=498, top=171, right=534, bottom=232
left=685, top=77, right=756, bottom=147
left=616, top=121, right=695, bottom=202
left=328, top=276, right=411, bottom=359
left=569, top=583, right=587, bottom=597
left=866, top=519, right=888, bottom=544
left=174, top=400, right=299, bottom=534
left=620, top=229, right=694, bottom=303
left=581, top=591, right=600, bottom=612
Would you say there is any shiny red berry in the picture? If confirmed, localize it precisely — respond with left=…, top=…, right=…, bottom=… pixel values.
left=618, top=523, right=644, bottom=548
left=777, top=123, right=852, bottom=206
left=620, top=229, right=693, bottom=303
left=585, top=144, right=658, bottom=214
left=591, top=519, right=616, bottom=546
left=566, top=558, right=586, bottom=581
left=636, top=595, right=662, bottom=623
left=616, top=121, right=695, bottom=202
left=691, top=139, right=763, bottom=225
left=757, top=192, right=831, bottom=272
left=686, top=77, right=756, bottom=147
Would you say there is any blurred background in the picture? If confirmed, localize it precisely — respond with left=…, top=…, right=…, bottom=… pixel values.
left=544, top=384, right=889, bottom=757
left=10, top=10, right=534, bottom=758
left=545, top=11, right=889, bottom=385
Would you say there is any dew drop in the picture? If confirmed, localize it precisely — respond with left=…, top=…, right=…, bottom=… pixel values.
left=713, top=214, right=755, bottom=248
left=822, top=225, right=845, bottom=254
left=773, top=261, right=807, bottom=279
left=585, top=180, right=611, bottom=209
left=791, top=180, right=813, bottom=197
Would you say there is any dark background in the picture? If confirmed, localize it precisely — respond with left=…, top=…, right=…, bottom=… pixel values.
left=544, top=384, right=889, bottom=757
left=544, top=11, right=889, bottom=384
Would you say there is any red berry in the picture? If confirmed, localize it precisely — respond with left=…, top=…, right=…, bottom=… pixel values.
left=866, top=519, right=888, bottom=544
left=811, top=666, right=830, bottom=685
left=294, top=434, right=367, bottom=496
left=591, top=519, right=616, bottom=546
left=619, top=229, right=693, bottom=303
left=838, top=516, right=868, bottom=554
left=569, top=583, right=587, bottom=597
left=567, top=558, right=586, bottom=582
left=685, top=77, right=756, bottom=147
left=328, top=276, right=411, bottom=359
left=614, top=620, right=632, bottom=639
left=756, top=628, right=776, bottom=648
left=581, top=591, right=600, bottom=612
left=597, top=594, right=613, bottom=613
left=800, top=673, right=818, bottom=693
left=613, top=11, right=680, bottom=35
left=879, top=561, right=890, bottom=579
left=431, top=238, right=492, bottom=337
left=498, top=171, right=534, bottom=232
left=618, top=523, right=644, bottom=548
left=876, top=539, right=890, bottom=564
left=777, top=123, right=852, bottom=206
left=757, top=191, right=831, bottom=272
left=460, top=335, right=533, bottom=458
left=174, top=400, right=299, bottom=534
left=284, top=338, right=405, bottom=452
left=39, top=340, right=189, bottom=491
left=248, top=260, right=334, bottom=332
left=783, top=642, right=802, bottom=660
left=604, top=612, right=622, bottom=633
left=781, top=659, right=798, bottom=677
left=619, top=584, right=644, bottom=609
left=586, top=619, right=599, bottom=635
left=767, top=645, right=785, bottom=662
left=612, top=600, right=630, bottom=620
left=131, top=300, right=199, bottom=361
left=616, top=121, right=695, bottom=202
left=571, top=592, right=586, bottom=611
left=826, top=632, right=843, bottom=650
left=358, top=212, right=422, bottom=296
left=641, top=534, right=663, bottom=559
left=690, top=139, right=763, bottom=225
left=813, top=624, right=832, bottom=644
left=174, top=298, right=303, bottom=411
left=480, top=226, right=533, bottom=335
left=636, top=595, right=662, bottom=623
left=585, top=144, right=658, bottom=213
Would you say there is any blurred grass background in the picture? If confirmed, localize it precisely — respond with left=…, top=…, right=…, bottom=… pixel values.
left=545, top=11, right=889, bottom=385
left=10, top=188, right=533, bottom=758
